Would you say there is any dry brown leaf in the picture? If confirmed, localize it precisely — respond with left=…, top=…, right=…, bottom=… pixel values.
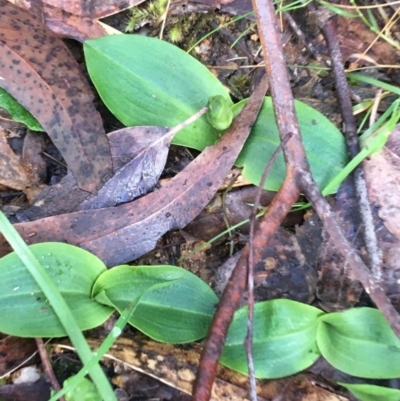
left=43, top=0, right=144, bottom=19
left=0, top=1, right=113, bottom=193
left=8, top=0, right=146, bottom=41
left=364, top=126, right=400, bottom=239
left=22, top=126, right=169, bottom=219
left=0, top=129, right=38, bottom=190
left=364, top=125, right=400, bottom=308
left=0, top=75, right=268, bottom=266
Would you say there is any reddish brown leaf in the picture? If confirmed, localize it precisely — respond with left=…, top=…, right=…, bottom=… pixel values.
left=0, top=75, right=267, bottom=267
left=0, top=1, right=113, bottom=193
left=43, top=6, right=115, bottom=42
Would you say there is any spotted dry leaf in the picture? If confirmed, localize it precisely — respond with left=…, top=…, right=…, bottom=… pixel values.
left=0, top=1, right=113, bottom=193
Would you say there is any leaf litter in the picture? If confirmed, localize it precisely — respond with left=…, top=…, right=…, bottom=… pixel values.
left=0, top=1, right=113, bottom=193
left=1, top=2, right=400, bottom=400
left=0, top=74, right=267, bottom=267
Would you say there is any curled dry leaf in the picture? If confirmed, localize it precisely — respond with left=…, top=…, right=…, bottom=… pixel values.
left=0, top=75, right=268, bottom=266
left=0, top=1, right=113, bottom=193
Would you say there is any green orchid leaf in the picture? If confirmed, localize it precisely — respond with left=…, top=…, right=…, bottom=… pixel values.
left=317, top=308, right=400, bottom=378
left=234, top=97, right=348, bottom=192
left=220, top=299, right=323, bottom=378
left=338, top=382, right=400, bottom=401
left=84, top=34, right=232, bottom=151
left=0, top=243, right=113, bottom=337
left=92, top=265, right=218, bottom=343
left=0, top=87, right=43, bottom=131
left=64, top=376, right=100, bottom=401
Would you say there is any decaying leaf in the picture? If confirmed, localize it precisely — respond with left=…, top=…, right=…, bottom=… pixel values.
left=183, top=186, right=302, bottom=241
left=0, top=75, right=268, bottom=266
left=77, top=126, right=170, bottom=210
left=171, top=0, right=253, bottom=16
left=8, top=0, right=146, bottom=41
left=316, top=178, right=365, bottom=311
left=0, top=1, right=113, bottom=193
left=43, top=0, right=145, bottom=19
left=364, top=126, right=400, bottom=240
left=215, top=227, right=316, bottom=306
left=22, top=126, right=170, bottom=219
left=0, top=129, right=39, bottom=191
left=316, top=125, right=400, bottom=312
left=364, top=125, right=400, bottom=308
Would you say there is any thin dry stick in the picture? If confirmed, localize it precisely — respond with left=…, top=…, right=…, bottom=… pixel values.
left=283, top=11, right=329, bottom=68
left=221, top=171, right=241, bottom=256
left=35, top=338, right=66, bottom=401
left=246, top=133, right=292, bottom=401
left=308, top=2, right=384, bottom=280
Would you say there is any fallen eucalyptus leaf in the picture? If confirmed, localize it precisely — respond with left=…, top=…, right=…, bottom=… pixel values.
left=22, top=126, right=169, bottom=219
left=0, top=1, right=113, bottom=193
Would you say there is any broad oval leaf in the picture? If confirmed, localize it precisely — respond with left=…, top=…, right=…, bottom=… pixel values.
left=0, top=243, right=113, bottom=337
left=84, top=34, right=232, bottom=151
left=317, top=308, right=400, bottom=378
left=234, top=97, right=348, bottom=192
left=92, top=265, right=218, bottom=343
left=220, top=299, right=323, bottom=379
left=338, top=383, right=400, bottom=401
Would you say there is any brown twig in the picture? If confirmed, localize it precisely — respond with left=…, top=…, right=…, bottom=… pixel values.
left=246, top=133, right=292, bottom=401
left=35, top=338, right=66, bottom=401
left=308, top=3, right=384, bottom=281
left=283, top=11, right=329, bottom=68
